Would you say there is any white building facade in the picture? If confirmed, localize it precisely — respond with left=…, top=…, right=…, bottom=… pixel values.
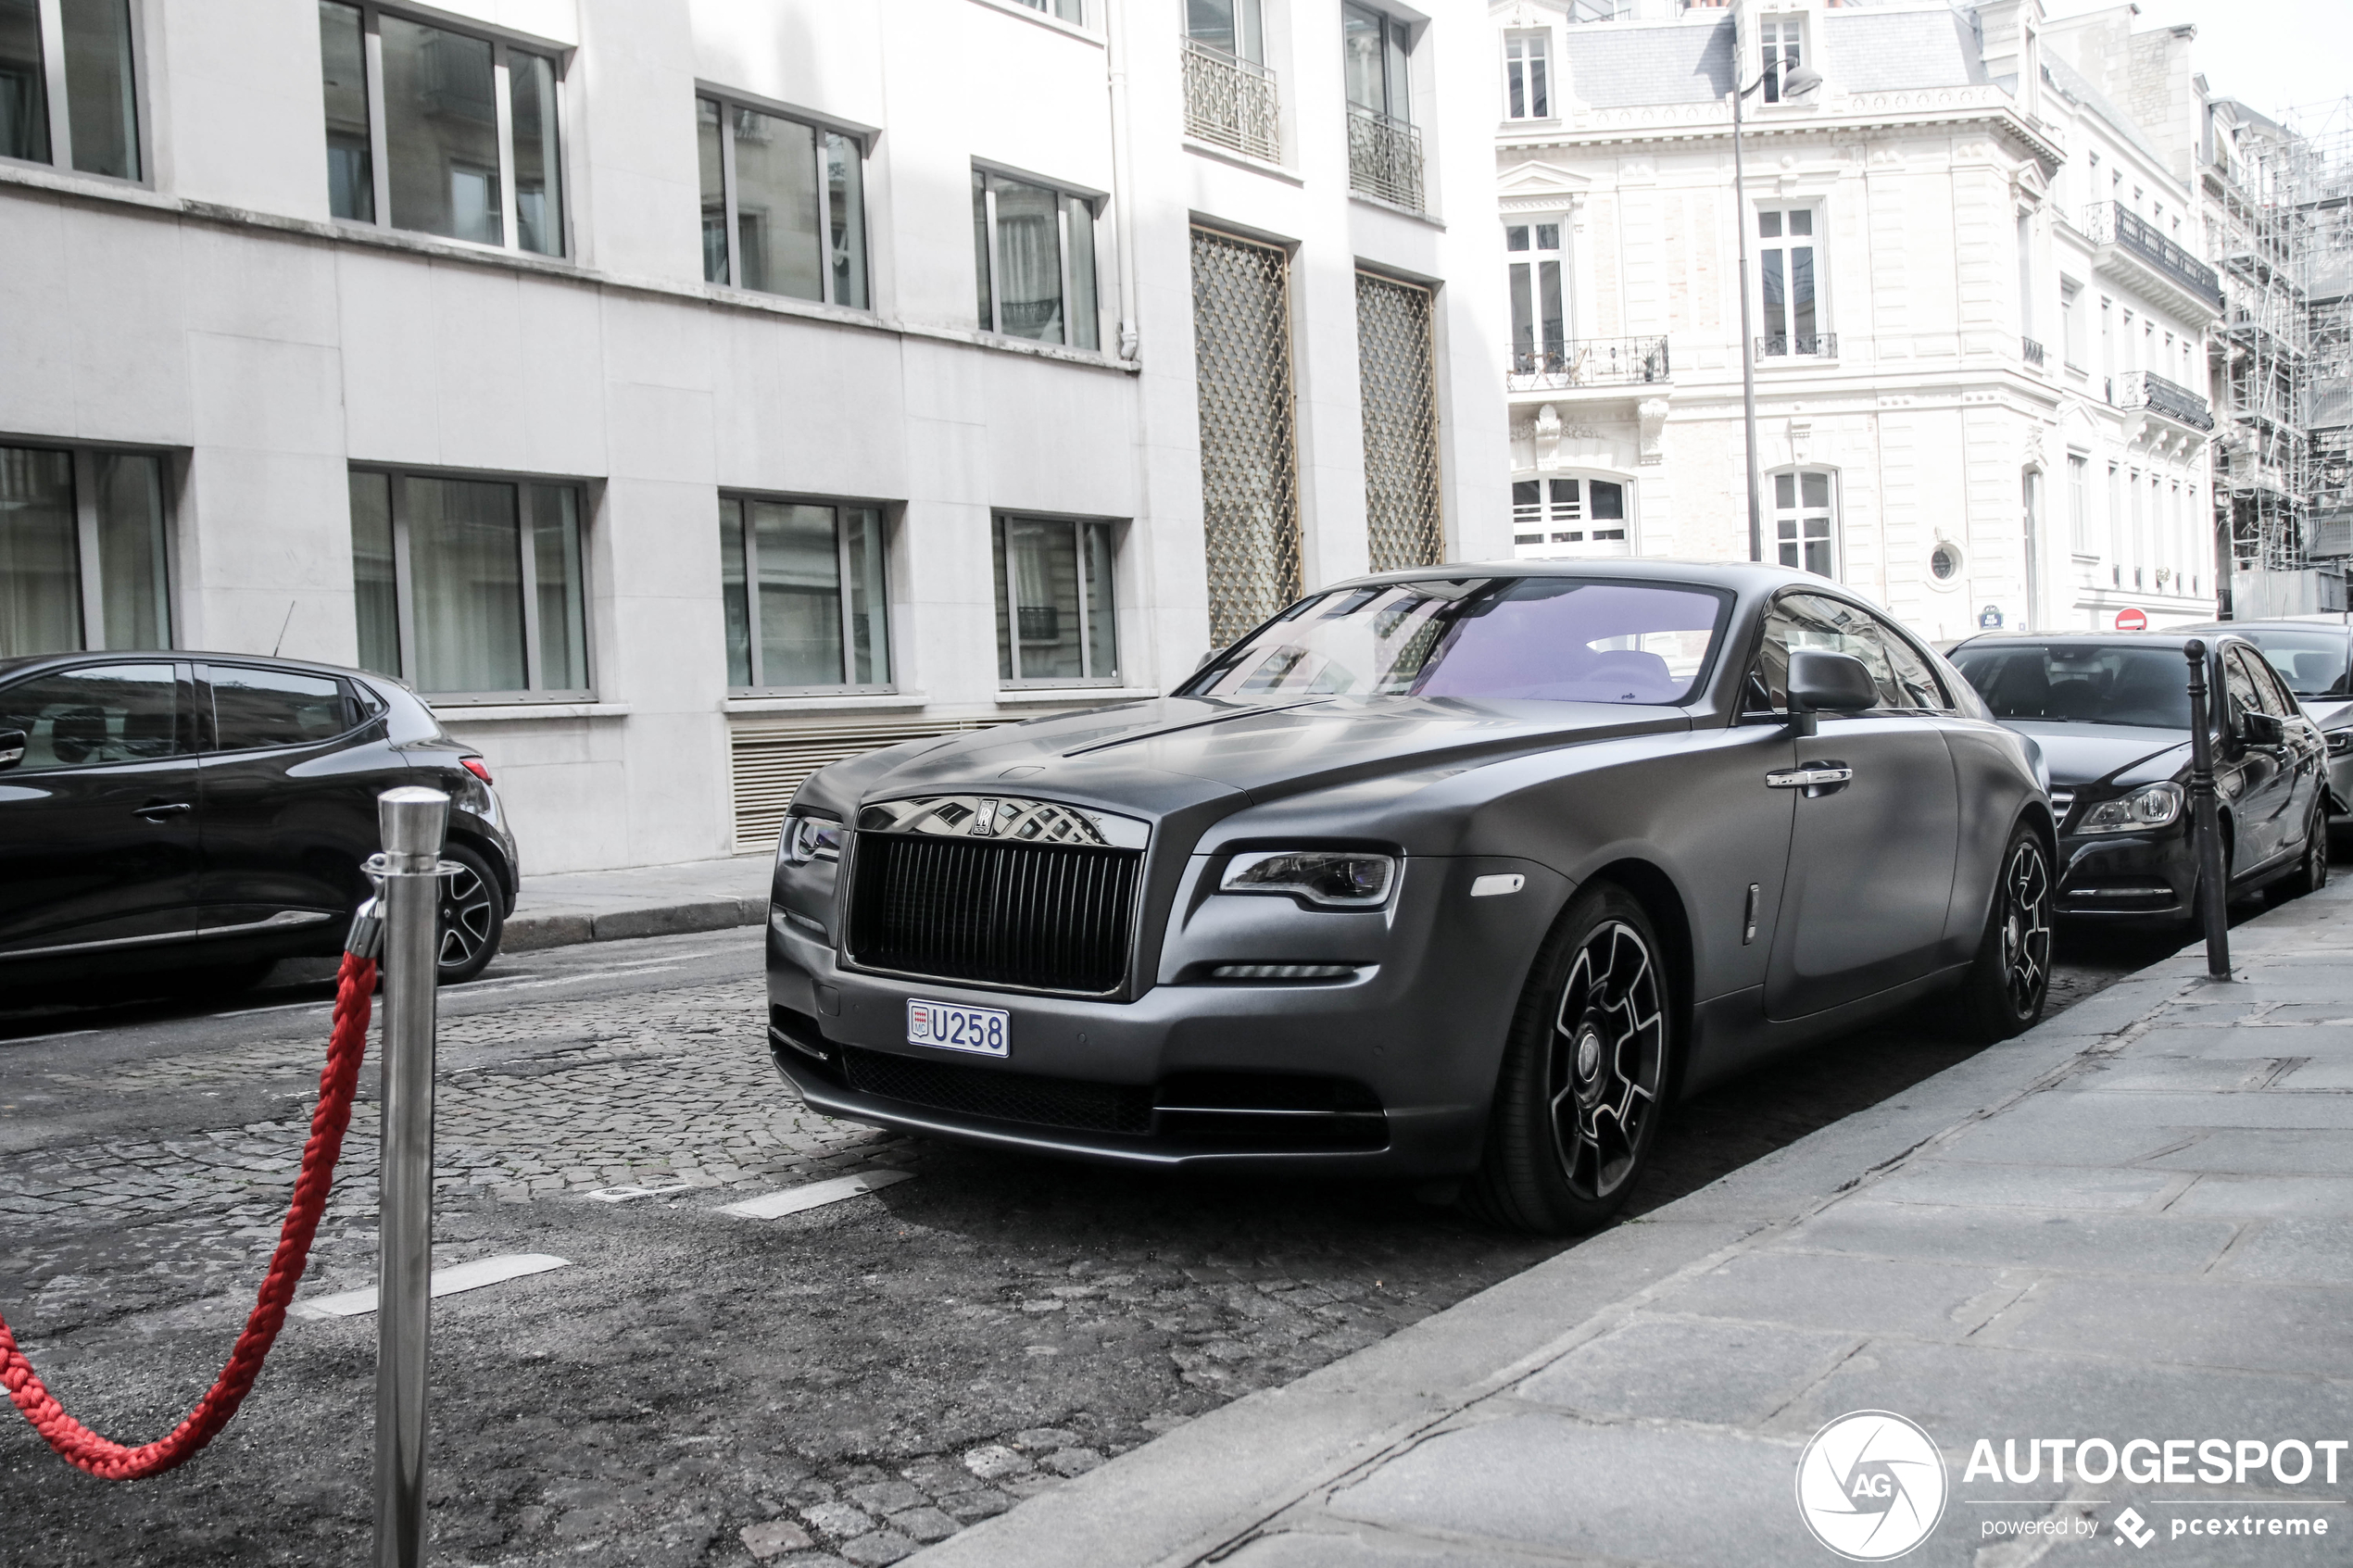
left=1488, top=0, right=2221, bottom=645
left=0, top=0, right=1509, bottom=873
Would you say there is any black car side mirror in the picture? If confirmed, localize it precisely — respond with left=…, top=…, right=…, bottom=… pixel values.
left=2241, top=708, right=2285, bottom=746
left=0, top=729, right=23, bottom=771
left=1786, top=651, right=1878, bottom=738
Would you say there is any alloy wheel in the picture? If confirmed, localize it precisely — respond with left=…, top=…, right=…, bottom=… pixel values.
left=438, top=860, right=497, bottom=972
left=1544, top=920, right=1666, bottom=1200
left=2309, top=810, right=2331, bottom=892
left=1998, top=838, right=2053, bottom=1017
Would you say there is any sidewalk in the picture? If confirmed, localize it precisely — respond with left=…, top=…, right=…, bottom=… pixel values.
left=503, top=855, right=771, bottom=951
left=914, top=882, right=2353, bottom=1567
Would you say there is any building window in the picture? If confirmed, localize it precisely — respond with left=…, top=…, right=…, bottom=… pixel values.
left=315, top=4, right=566, bottom=257
left=1772, top=470, right=1836, bottom=578
left=995, top=516, right=1119, bottom=686
left=1191, top=226, right=1302, bottom=648
left=0, top=445, right=170, bottom=657
left=1011, top=0, right=1084, bottom=21
left=1342, top=3, right=1422, bottom=210
left=973, top=167, right=1101, bottom=349
left=1506, top=220, right=1567, bottom=373
left=2060, top=282, right=2084, bottom=370
left=1759, top=18, right=1804, bottom=103
left=698, top=94, right=868, bottom=308
left=718, top=497, right=888, bottom=693
left=2068, top=454, right=2089, bottom=554
left=1511, top=475, right=1629, bottom=558
left=1930, top=542, right=1961, bottom=581
left=1504, top=31, right=1548, bottom=119
left=1183, top=0, right=1277, bottom=161
left=1358, top=271, right=1443, bottom=573
left=1756, top=207, right=1824, bottom=356
left=347, top=470, right=588, bottom=699
left=0, top=0, right=141, bottom=181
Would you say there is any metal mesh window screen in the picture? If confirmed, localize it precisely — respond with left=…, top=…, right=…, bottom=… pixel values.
left=1356, top=271, right=1444, bottom=572
left=1191, top=227, right=1302, bottom=647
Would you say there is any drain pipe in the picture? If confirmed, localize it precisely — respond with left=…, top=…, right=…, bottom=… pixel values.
left=1105, top=0, right=1140, bottom=361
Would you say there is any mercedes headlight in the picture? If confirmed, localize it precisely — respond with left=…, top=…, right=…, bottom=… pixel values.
left=2328, top=728, right=2353, bottom=757
left=1219, top=850, right=1396, bottom=909
left=2077, top=783, right=2184, bottom=834
left=780, top=810, right=844, bottom=865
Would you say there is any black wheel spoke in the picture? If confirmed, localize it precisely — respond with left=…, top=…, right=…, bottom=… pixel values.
left=1545, top=919, right=1666, bottom=1202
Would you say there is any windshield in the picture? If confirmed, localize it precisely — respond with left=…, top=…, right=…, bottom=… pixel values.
left=1950, top=643, right=2194, bottom=729
left=2226, top=629, right=2351, bottom=697
left=1181, top=578, right=1732, bottom=705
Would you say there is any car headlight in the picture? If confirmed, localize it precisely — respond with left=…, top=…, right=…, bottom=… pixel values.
left=1219, top=849, right=1396, bottom=908
left=2328, top=728, right=2353, bottom=757
left=2077, top=783, right=2184, bottom=834
left=780, top=811, right=844, bottom=865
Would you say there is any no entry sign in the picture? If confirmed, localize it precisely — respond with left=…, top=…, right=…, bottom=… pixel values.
left=2116, top=608, right=2148, bottom=632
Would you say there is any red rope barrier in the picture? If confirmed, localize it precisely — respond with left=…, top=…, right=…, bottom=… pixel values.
left=0, top=951, right=377, bottom=1479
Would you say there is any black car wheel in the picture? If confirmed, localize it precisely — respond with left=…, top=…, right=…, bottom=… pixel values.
left=2280, top=800, right=2331, bottom=901
left=436, top=843, right=505, bottom=985
left=1958, top=823, right=2051, bottom=1042
left=1469, top=883, right=1670, bottom=1236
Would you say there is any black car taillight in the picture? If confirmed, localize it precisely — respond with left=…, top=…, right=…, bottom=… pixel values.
left=460, top=757, right=494, bottom=784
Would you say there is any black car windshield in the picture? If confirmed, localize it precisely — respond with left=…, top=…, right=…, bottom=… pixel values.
left=1950, top=643, right=2192, bottom=729
left=1181, top=578, right=1731, bottom=705
left=2227, top=629, right=2352, bottom=697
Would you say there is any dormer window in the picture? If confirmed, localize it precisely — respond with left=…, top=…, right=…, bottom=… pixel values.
left=1504, top=31, right=1549, bottom=119
left=1760, top=18, right=1804, bottom=103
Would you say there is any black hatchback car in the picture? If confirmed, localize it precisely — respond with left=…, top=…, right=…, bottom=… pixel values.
left=0, top=652, right=518, bottom=995
left=1949, top=633, right=2328, bottom=927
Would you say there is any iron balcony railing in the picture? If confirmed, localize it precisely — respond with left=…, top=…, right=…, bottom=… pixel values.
left=1347, top=105, right=1424, bottom=212
left=2112, top=370, right=2216, bottom=432
left=2081, top=202, right=2223, bottom=307
left=1755, top=332, right=1837, bottom=361
left=2022, top=336, right=2046, bottom=367
left=1181, top=38, right=1279, bottom=163
left=1508, top=335, right=1670, bottom=391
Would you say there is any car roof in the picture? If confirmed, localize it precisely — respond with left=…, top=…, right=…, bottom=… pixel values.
left=2177, top=618, right=2353, bottom=635
left=1950, top=631, right=2249, bottom=653
left=1318, top=557, right=1845, bottom=601
left=0, top=648, right=395, bottom=687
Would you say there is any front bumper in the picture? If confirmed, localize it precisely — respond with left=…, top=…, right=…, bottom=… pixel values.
left=2054, top=822, right=2196, bottom=922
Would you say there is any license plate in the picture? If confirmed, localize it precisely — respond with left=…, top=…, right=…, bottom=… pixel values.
left=906, top=998, right=1009, bottom=1059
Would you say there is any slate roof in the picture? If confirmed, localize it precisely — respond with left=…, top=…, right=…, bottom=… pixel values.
left=1819, top=7, right=1985, bottom=93
left=2042, top=50, right=2170, bottom=169
left=1557, top=18, right=1734, bottom=107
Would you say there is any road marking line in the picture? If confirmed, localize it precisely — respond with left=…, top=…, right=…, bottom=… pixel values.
left=718, top=1169, right=913, bottom=1220
left=289, top=1252, right=571, bottom=1319
left=585, top=1181, right=698, bottom=1203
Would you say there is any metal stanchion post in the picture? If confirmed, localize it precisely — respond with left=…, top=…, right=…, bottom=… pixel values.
left=375, top=786, right=448, bottom=1568
left=2183, top=643, right=2232, bottom=980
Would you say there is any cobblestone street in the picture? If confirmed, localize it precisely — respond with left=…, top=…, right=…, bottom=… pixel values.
left=0, top=923, right=2178, bottom=1566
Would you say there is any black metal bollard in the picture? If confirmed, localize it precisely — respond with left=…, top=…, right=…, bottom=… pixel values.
left=2183, top=641, right=2232, bottom=980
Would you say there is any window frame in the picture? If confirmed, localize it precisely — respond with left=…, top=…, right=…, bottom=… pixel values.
left=1504, top=217, right=1568, bottom=372
left=697, top=85, right=872, bottom=309
left=972, top=163, right=1106, bottom=351
left=0, top=440, right=175, bottom=656
left=1509, top=472, right=1632, bottom=558
left=993, top=512, right=1123, bottom=689
left=1341, top=1, right=1412, bottom=124
left=1754, top=203, right=1827, bottom=356
left=0, top=0, right=149, bottom=185
left=346, top=466, right=594, bottom=704
left=1758, top=16, right=1806, bottom=105
left=718, top=492, right=894, bottom=696
left=318, top=1, right=573, bottom=259
left=1503, top=30, right=1550, bottom=121
left=1768, top=466, right=1840, bottom=580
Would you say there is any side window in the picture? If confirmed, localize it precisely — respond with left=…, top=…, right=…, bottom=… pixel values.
left=1749, top=604, right=1798, bottom=712
left=2221, top=648, right=2263, bottom=721
left=0, top=664, right=182, bottom=771
left=2248, top=652, right=2296, bottom=719
left=209, top=667, right=352, bottom=752
left=1870, top=618, right=1948, bottom=710
left=1779, top=594, right=1914, bottom=713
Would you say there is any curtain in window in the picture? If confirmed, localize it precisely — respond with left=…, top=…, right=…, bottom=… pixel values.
left=409, top=476, right=526, bottom=694
left=718, top=498, right=751, bottom=686
left=94, top=452, right=168, bottom=649
left=349, top=470, right=400, bottom=677
left=844, top=508, right=888, bottom=685
left=0, top=446, right=79, bottom=657
left=753, top=501, right=842, bottom=685
left=527, top=483, right=585, bottom=689
left=992, top=180, right=1063, bottom=342
left=380, top=17, right=501, bottom=245
left=510, top=51, right=562, bottom=256
left=998, top=518, right=1084, bottom=682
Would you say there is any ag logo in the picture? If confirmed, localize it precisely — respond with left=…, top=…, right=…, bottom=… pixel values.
left=1794, top=1410, right=1948, bottom=1561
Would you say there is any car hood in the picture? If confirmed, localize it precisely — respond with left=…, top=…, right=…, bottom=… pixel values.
left=2002, top=721, right=2189, bottom=788
left=2300, top=696, right=2353, bottom=730
left=844, top=696, right=1692, bottom=819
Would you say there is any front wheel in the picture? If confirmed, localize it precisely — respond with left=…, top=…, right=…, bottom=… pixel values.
left=2277, top=799, right=2331, bottom=901
left=1957, top=823, right=2052, bottom=1042
left=1467, top=883, right=1673, bottom=1236
left=435, top=844, right=506, bottom=985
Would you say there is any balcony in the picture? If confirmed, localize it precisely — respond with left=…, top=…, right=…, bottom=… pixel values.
left=1181, top=38, right=1279, bottom=163
left=1347, top=106, right=1423, bottom=212
left=1755, top=332, right=1837, bottom=362
left=1508, top=336, right=1669, bottom=393
left=2082, top=202, right=2224, bottom=310
left=2022, top=336, right=2045, bottom=368
left=2113, top=370, right=2215, bottom=432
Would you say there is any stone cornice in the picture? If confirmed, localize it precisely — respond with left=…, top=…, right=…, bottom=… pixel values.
left=1498, top=86, right=2065, bottom=170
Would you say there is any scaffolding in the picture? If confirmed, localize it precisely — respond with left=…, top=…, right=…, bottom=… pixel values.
left=2209, top=98, right=2353, bottom=615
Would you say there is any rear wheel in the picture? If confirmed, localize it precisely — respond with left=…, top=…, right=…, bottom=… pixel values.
left=435, top=844, right=505, bottom=985
left=1957, top=823, right=2052, bottom=1042
left=1467, top=884, right=1672, bottom=1236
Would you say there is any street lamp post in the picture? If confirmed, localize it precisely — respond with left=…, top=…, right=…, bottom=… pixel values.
left=1731, top=59, right=1823, bottom=564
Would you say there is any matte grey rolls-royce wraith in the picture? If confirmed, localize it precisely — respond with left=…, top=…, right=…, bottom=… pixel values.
left=764, top=562, right=2054, bottom=1234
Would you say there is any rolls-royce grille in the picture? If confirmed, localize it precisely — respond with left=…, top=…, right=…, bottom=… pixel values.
left=840, top=1047, right=1154, bottom=1135
left=847, top=833, right=1141, bottom=994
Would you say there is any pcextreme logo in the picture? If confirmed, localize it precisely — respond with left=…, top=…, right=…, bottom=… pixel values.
left=1795, top=1411, right=1950, bottom=1562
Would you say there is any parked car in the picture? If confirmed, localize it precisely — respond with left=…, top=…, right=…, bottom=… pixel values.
left=2177, top=617, right=2353, bottom=837
left=0, top=651, right=517, bottom=995
left=1947, top=632, right=2328, bottom=929
left=764, top=561, right=2054, bottom=1235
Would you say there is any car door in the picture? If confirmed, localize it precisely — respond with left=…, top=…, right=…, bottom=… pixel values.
left=0, top=660, right=203, bottom=962
left=1760, top=594, right=1963, bottom=1021
left=195, top=662, right=390, bottom=939
left=2251, top=647, right=2330, bottom=834
left=2222, top=644, right=2300, bottom=872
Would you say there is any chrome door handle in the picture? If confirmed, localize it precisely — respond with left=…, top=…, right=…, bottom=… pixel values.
left=135, top=801, right=193, bottom=819
left=1766, top=766, right=1854, bottom=790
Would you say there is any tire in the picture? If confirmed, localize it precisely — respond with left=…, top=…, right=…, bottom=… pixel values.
left=1467, top=883, right=1673, bottom=1236
left=2279, top=800, right=2331, bottom=901
left=1957, top=823, right=2053, bottom=1043
left=435, top=843, right=505, bottom=985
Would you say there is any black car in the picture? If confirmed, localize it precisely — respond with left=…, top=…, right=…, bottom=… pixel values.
left=1948, top=633, right=2329, bottom=927
left=0, top=651, right=518, bottom=995
left=765, top=562, right=2054, bottom=1234
left=2178, top=617, right=2353, bottom=836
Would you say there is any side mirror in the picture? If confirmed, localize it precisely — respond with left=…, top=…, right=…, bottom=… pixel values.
left=0, top=729, right=23, bottom=771
left=2243, top=709, right=2285, bottom=746
left=1786, top=650, right=1878, bottom=737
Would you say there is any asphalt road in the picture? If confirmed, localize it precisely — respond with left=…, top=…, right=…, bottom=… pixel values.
left=0, top=913, right=2217, bottom=1566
